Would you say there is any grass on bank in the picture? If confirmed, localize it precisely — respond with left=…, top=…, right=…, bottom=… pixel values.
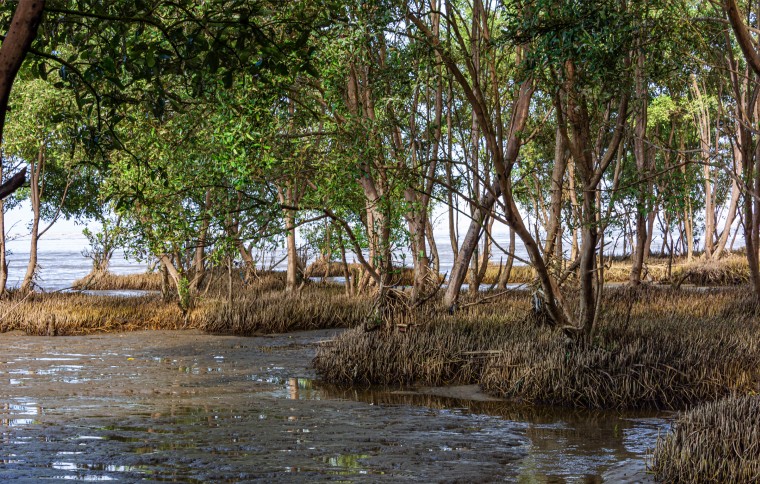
left=304, top=253, right=753, bottom=288
left=72, top=271, right=163, bottom=291
left=650, top=394, right=760, bottom=482
left=314, top=287, right=760, bottom=410
left=0, top=292, right=185, bottom=335
left=475, top=254, right=751, bottom=286
left=1, top=272, right=370, bottom=336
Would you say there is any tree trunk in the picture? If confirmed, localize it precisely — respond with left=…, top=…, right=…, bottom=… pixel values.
left=579, top=190, right=598, bottom=335
left=714, top=164, right=741, bottom=259
left=544, top=126, right=568, bottom=259
left=691, top=74, right=715, bottom=258
left=443, top=180, right=500, bottom=309
left=0, top=177, right=7, bottom=295
left=644, top=208, right=657, bottom=259
left=285, top=200, right=299, bottom=292
left=630, top=45, right=648, bottom=285
left=191, top=189, right=212, bottom=288
left=497, top=228, right=516, bottom=289
left=407, top=211, right=428, bottom=302
left=0, top=0, right=45, bottom=155
left=21, top=144, right=43, bottom=293
left=426, top=217, right=440, bottom=275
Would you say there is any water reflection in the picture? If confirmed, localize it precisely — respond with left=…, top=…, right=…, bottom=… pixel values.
left=308, top=382, right=668, bottom=482
left=1, top=400, right=42, bottom=427
left=286, top=377, right=321, bottom=400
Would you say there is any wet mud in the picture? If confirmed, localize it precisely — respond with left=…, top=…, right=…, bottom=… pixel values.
left=0, top=329, right=667, bottom=482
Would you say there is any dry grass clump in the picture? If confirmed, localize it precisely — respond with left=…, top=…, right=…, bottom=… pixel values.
left=304, top=260, right=362, bottom=278
left=72, top=268, right=287, bottom=295
left=671, top=255, right=749, bottom=286
left=603, top=260, right=668, bottom=283
left=72, top=271, right=163, bottom=291
left=480, top=254, right=751, bottom=286
left=482, top=287, right=760, bottom=409
left=8, top=272, right=364, bottom=338
left=315, top=287, right=760, bottom=410
left=478, top=264, right=535, bottom=285
left=650, top=395, right=760, bottom=482
left=313, top=293, right=530, bottom=386
left=305, top=260, right=436, bottom=287
left=193, top=285, right=371, bottom=335
left=478, top=261, right=665, bottom=285
left=314, top=321, right=507, bottom=386
left=0, top=292, right=183, bottom=335
left=0, top=277, right=366, bottom=337
left=200, top=269, right=286, bottom=297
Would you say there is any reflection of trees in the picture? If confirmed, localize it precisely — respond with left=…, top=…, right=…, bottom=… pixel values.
left=287, top=377, right=318, bottom=401
left=0, top=401, right=41, bottom=428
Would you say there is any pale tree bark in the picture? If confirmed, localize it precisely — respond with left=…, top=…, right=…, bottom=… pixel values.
left=714, top=143, right=741, bottom=259
left=544, top=125, right=568, bottom=261
left=277, top=184, right=301, bottom=292
left=445, top=79, right=458, bottom=263
left=630, top=45, right=649, bottom=285
left=426, top=217, right=440, bottom=274
left=190, top=189, right=212, bottom=289
left=677, top=134, right=695, bottom=260
left=691, top=74, right=715, bottom=258
left=21, top=143, right=44, bottom=293
left=443, top=181, right=500, bottom=308
left=497, top=227, right=516, bottom=289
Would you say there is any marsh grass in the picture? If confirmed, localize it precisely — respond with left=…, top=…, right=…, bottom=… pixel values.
left=305, top=260, right=440, bottom=287
left=73, top=271, right=163, bottom=291
left=479, top=254, right=751, bottom=286
left=193, top=285, right=371, bottom=335
left=314, top=287, right=760, bottom=410
left=0, top=276, right=368, bottom=337
left=650, top=395, right=760, bottom=482
left=671, top=255, right=750, bottom=286
left=313, top=291, right=531, bottom=386
left=0, top=292, right=184, bottom=335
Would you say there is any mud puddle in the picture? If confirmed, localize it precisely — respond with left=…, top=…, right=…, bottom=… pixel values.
left=0, top=329, right=667, bottom=482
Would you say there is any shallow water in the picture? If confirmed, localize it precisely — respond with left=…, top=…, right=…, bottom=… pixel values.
left=0, top=329, right=668, bottom=482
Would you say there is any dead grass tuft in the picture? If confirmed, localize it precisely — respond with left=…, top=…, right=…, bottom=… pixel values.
left=671, top=255, right=750, bottom=286
left=73, top=271, right=163, bottom=291
left=651, top=395, right=760, bottom=482
left=315, top=287, right=760, bottom=410
left=193, top=285, right=371, bottom=335
left=0, top=292, right=183, bottom=335
left=480, top=254, right=752, bottom=286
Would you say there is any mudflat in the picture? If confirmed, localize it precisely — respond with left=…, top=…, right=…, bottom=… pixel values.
left=0, top=329, right=661, bottom=482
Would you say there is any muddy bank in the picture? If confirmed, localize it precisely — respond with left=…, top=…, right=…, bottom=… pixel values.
left=0, top=329, right=665, bottom=482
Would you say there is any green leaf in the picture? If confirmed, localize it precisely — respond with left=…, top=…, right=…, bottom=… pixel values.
left=145, top=50, right=156, bottom=68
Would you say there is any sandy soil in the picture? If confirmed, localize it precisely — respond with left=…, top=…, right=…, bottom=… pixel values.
left=0, top=329, right=665, bottom=482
